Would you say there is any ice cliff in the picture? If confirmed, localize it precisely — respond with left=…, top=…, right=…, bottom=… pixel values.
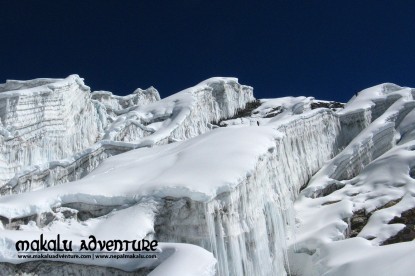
left=0, top=76, right=253, bottom=195
left=0, top=76, right=414, bottom=276
left=0, top=75, right=103, bottom=183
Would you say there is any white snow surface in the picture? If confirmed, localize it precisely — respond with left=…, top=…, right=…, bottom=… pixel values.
left=0, top=126, right=280, bottom=218
left=0, top=75, right=103, bottom=184
left=0, top=106, right=341, bottom=275
left=102, top=77, right=254, bottom=146
left=0, top=75, right=254, bottom=195
left=0, top=77, right=415, bottom=275
left=0, top=76, right=255, bottom=275
left=290, top=84, right=415, bottom=276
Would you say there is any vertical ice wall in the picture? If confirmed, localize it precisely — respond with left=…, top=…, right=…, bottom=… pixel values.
left=91, top=87, right=160, bottom=124
left=289, top=87, right=415, bottom=276
left=304, top=87, right=415, bottom=199
left=167, top=78, right=255, bottom=142
left=155, top=109, right=341, bottom=276
left=0, top=106, right=341, bottom=275
left=0, top=75, right=103, bottom=184
left=0, top=77, right=256, bottom=195
left=337, top=83, right=404, bottom=147
left=0, top=141, right=137, bottom=195
left=91, top=87, right=160, bottom=111
left=106, top=77, right=255, bottom=145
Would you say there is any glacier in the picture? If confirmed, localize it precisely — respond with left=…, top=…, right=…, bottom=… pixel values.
left=0, top=75, right=414, bottom=275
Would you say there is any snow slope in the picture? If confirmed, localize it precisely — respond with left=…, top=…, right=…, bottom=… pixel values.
left=290, top=84, right=415, bottom=276
left=0, top=76, right=414, bottom=275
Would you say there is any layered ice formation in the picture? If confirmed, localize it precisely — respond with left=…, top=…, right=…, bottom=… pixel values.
left=0, top=76, right=414, bottom=275
left=291, top=84, right=415, bottom=276
left=0, top=77, right=253, bottom=195
left=0, top=75, right=103, bottom=184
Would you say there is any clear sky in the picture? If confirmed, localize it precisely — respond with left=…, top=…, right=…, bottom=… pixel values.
left=1, top=1, right=414, bottom=102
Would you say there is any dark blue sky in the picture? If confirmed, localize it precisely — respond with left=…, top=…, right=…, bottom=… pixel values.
left=1, top=1, right=414, bottom=102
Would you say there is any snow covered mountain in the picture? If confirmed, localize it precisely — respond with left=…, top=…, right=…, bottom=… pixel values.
left=0, top=75, right=414, bottom=275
